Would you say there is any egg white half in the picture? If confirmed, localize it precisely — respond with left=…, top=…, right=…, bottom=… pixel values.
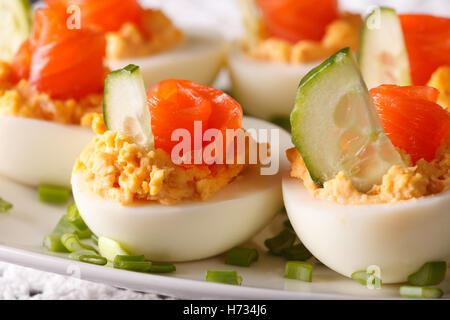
left=0, top=116, right=94, bottom=187
left=106, top=29, right=227, bottom=88
left=228, top=42, right=319, bottom=120
left=282, top=172, right=450, bottom=283
left=72, top=117, right=291, bottom=262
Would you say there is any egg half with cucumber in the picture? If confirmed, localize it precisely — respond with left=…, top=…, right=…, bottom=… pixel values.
left=72, top=64, right=290, bottom=262
left=283, top=47, right=450, bottom=284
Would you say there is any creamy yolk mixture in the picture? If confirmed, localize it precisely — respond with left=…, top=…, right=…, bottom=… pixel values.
left=247, top=12, right=362, bottom=64
left=287, top=142, right=450, bottom=205
left=427, top=66, right=450, bottom=111
left=106, top=9, right=184, bottom=60
left=0, top=62, right=103, bottom=126
left=74, top=129, right=247, bottom=206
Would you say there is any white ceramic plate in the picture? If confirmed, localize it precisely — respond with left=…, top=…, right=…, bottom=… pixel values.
left=2, top=177, right=450, bottom=299
left=0, top=117, right=449, bottom=299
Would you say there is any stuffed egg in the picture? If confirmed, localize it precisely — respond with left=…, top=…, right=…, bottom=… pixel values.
left=45, top=0, right=226, bottom=88
left=72, top=67, right=290, bottom=262
left=0, top=1, right=226, bottom=188
left=0, top=6, right=106, bottom=187
left=228, top=0, right=362, bottom=120
left=282, top=48, right=450, bottom=283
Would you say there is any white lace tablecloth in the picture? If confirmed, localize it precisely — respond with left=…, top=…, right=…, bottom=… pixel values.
left=1, top=0, right=449, bottom=300
left=0, top=261, right=174, bottom=300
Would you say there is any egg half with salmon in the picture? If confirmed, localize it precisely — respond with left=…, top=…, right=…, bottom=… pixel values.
left=72, top=66, right=290, bottom=262
left=47, top=0, right=226, bottom=88
left=0, top=1, right=227, bottom=187
left=283, top=47, right=450, bottom=283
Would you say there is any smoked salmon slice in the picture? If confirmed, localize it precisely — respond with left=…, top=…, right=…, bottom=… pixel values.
left=147, top=79, right=243, bottom=159
left=256, top=0, right=338, bottom=43
left=370, top=85, right=450, bottom=163
left=11, top=39, right=32, bottom=81
left=399, top=14, right=450, bottom=85
left=11, top=7, right=106, bottom=100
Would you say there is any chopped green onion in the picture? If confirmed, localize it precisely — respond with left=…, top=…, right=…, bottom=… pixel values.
left=38, top=184, right=70, bottom=205
left=400, top=286, right=443, bottom=299
left=407, top=261, right=447, bottom=286
left=225, top=247, right=259, bottom=267
left=69, top=250, right=98, bottom=259
left=66, top=203, right=88, bottom=231
left=113, top=260, right=152, bottom=272
left=43, top=214, right=92, bottom=251
left=112, top=255, right=176, bottom=273
left=43, top=215, right=95, bottom=252
left=206, top=270, right=242, bottom=285
left=51, top=215, right=92, bottom=239
left=98, top=236, right=130, bottom=261
left=0, top=197, right=13, bottom=213
left=114, top=255, right=145, bottom=263
left=61, top=233, right=97, bottom=253
left=75, top=228, right=92, bottom=239
left=264, top=229, right=296, bottom=255
left=113, top=255, right=158, bottom=273
left=281, top=243, right=312, bottom=261
left=285, top=261, right=314, bottom=282
left=149, top=263, right=176, bottom=273
left=79, top=255, right=108, bottom=265
left=69, top=250, right=107, bottom=265
left=351, top=270, right=382, bottom=288
left=42, top=234, right=69, bottom=253
left=91, top=234, right=99, bottom=246
left=52, top=215, right=77, bottom=235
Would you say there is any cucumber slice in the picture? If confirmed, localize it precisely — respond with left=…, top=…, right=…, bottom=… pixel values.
left=0, top=0, right=32, bottom=62
left=103, top=64, right=154, bottom=148
left=358, top=7, right=411, bottom=89
left=237, top=0, right=264, bottom=51
left=291, top=47, right=403, bottom=192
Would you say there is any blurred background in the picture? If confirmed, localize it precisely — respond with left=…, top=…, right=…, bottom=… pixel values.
left=29, top=0, right=450, bottom=41
left=146, top=0, right=450, bottom=40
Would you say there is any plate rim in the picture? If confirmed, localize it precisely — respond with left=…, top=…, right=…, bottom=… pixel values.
left=0, top=244, right=370, bottom=300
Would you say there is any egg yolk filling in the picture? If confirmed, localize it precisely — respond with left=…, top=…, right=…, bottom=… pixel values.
left=427, top=66, right=450, bottom=111
left=74, top=130, right=249, bottom=206
left=106, top=9, right=184, bottom=60
left=46, top=0, right=183, bottom=60
left=288, top=84, right=450, bottom=205
left=74, top=80, right=263, bottom=206
left=0, top=62, right=102, bottom=125
left=245, top=11, right=362, bottom=64
left=287, top=144, right=450, bottom=205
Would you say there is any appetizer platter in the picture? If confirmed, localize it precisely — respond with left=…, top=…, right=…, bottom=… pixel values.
left=0, top=0, right=449, bottom=300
